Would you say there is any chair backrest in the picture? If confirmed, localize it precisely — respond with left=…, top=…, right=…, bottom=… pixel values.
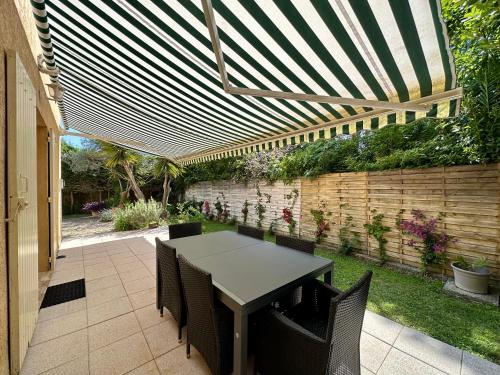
left=169, top=222, right=202, bottom=239
left=178, top=254, right=218, bottom=373
left=237, top=224, right=264, bottom=240
left=155, top=239, right=184, bottom=323
left=276, top=234, right=315, bottom=254
left=326, top=271, right=373, bottom=375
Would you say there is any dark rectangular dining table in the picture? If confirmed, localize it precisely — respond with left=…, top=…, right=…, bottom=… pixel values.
left=163, top=231, right=333, bottom=375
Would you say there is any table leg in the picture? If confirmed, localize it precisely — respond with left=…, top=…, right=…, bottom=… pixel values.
left=324, top=269, right=332, bottom=285
left=234, top=312, right=248, bottom=375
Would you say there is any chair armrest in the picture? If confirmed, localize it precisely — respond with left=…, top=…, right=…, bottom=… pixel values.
left=301, top=279, right=341, bottom=314
left=256, top=309, right=328, bottom=375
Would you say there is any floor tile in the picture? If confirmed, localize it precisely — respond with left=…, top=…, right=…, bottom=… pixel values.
left=119, top=268, right=153, bottom=283
left=21, top=329, right=88, bottom=374
left=378, top=348, right=446, bottom=375
left=84, top=256, right=112, bottom=267
left=123, top=277, right=155, bottom=295
left=362, top=310, right=403, bottom=345
left=111, top=254, right=138, bottom=265
left=155, top=345, right=210, bottom=375
left=116, top=261, right=148, bottom=274
left=86, top=284, right=127, bottom=308
left=85, top=266, right=117, bottom=281
left=134, top=304, right=170, bottom=330
left=31, top=310, right=87, bottom=346
left=56, top=261, right=85, bottom=272
left=394, top=327, right=462, bottom=375
left=360, top=332, right=391, bottom=373
left=461, top=352, right=500, bottom=375
left=129, top=288, right=156, bottom=310
left=85, top=262, right=115, bottom=273
left=88, top=312, right=141, bottom=352
left=87, top=296, right=132, bottom=326
left=125, top=361, right=159, bottom=375
left=143, top=320, right=184, bottom=358
left=50, top=269, right=85, bottom=283
left=85, top=274, right=122, bottom=294
left=38, top=298, right=86, bottom=322
left=89, top=332, right=153, bottom=375
left=40, top=355, right=89, bottom=375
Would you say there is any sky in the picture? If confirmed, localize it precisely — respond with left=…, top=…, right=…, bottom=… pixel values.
left=61, top=128, right=85, bottom=148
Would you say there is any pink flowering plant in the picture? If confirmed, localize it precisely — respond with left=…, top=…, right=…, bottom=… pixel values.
left=398, top=209, right=450, bottom=272
left=282, top=189, right=299, bottom=235
left=310, top=200, right=331, bottom=243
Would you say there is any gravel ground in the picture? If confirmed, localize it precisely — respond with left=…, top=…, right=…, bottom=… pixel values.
left=62, top=216, right=115, bottom=240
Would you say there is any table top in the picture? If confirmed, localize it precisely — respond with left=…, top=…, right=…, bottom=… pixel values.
left=163, top=231, right=332, bottom=310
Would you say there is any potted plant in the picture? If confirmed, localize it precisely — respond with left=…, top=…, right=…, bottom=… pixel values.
left=451, top=256, right=490, bottom=294
left=82, top=201, right=105, bottom=217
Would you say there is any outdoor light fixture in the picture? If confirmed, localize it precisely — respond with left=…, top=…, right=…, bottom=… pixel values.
left=46, top=81, right=65, bottom=102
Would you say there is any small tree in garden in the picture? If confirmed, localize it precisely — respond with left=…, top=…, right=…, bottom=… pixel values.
left=282, top=189, right=299, bottom=235
left=398, top=209, right=451, bottom=273
left=202, top=200, right=211, bottom=219
left=214, top=193, right=229, bottom=222
left=254, top=185, right=271, bottom=229
left=339, top=214, right=361, bottom=255
left=310, top=200, right=331, bottom=243
left=241, top=199, right=250, bottom=224
left=153, top=157, right=183, bottom=214
left=364, top=210, right=391, bottom=263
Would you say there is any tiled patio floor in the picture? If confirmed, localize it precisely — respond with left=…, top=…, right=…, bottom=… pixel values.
left=21, top=232, right=499, bottom=375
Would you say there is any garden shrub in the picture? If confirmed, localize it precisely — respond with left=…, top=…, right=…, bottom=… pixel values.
left=99, top=209, right=114, bottom=222
left=114, top=199, right=162, bottom=231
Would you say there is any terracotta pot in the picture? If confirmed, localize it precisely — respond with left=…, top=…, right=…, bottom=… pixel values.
left=451, top=262, right=490, bottom=294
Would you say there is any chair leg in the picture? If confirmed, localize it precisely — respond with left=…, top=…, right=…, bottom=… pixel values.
left=160, top=306, right=163, bottom=317
left=178, top=323, right=182, bottom=343
left=186, top=343, right=191, bottom=359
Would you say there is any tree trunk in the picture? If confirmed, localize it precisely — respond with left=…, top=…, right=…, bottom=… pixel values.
left=119, top=184, right=130, bottom=208
left=161, top=174, right=170, bottom=210
left=123, top=162, right=144, bottom=200
left=70, top=190, right=74, bottom=214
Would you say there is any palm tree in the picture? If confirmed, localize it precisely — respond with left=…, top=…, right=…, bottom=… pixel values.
left=153, top=157, right=183, bottom=212
left=99, top=142, right=145, bottom=201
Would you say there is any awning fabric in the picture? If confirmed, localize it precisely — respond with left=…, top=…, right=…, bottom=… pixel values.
left=32, top=0, right=460, bottom=163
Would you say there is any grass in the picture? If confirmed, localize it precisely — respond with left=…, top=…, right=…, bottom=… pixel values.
left=202, top=220, right=500, bottom=363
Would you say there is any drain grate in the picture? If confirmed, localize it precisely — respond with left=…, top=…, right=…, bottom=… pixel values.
left=40, top=279, right=86, bottom=309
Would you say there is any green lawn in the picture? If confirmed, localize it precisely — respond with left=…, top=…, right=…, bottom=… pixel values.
left=202, top=220, right=500, bottom=363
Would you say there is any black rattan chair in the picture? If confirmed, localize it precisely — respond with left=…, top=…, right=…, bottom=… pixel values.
left=169, top=222, right=202, bottom=239
left=178, top=254, right=234, bottom=375
left=237, top=224, right=264, bottom=240
left=276, top=234, right=315, bottom=254
left=275, top=235, right=316, bottom=310
left=155, top=238, right=186, bottom=343
left=255, top=271, right=373, bottom=375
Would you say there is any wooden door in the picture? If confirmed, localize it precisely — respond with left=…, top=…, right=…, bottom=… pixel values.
left=6, top=50, right=39, bottom=374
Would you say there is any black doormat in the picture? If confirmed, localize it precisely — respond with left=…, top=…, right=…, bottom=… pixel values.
left=40, top=279, right=86, bottom=309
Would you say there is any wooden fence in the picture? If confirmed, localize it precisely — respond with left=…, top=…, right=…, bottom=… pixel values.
left=186, top=164, right=499, bottom=279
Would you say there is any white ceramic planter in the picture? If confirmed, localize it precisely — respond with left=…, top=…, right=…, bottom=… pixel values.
left=451, top=262, right=490, bottom=294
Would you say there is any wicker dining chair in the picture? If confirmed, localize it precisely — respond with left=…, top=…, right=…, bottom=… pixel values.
left=275, top=235, right=316, bottom=310
left=276, top=234, right=315, bottom=254
left=169, top=222, right=202, bottom=239
left=178, top=254, right=234, bottom=375
left=255, top=271, right=373, bottom=375
left=155, top=238, right=186, bottom=343
left=237, top=224, right=264, bottom=240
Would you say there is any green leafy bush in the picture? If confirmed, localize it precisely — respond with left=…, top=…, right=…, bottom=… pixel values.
left=114, top=199, right=162, bottom=231
left=99, top=209, right=114, bottom=223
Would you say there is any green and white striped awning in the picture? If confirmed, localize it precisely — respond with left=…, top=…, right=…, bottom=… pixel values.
left=33, top=0, right=461, bottom=163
